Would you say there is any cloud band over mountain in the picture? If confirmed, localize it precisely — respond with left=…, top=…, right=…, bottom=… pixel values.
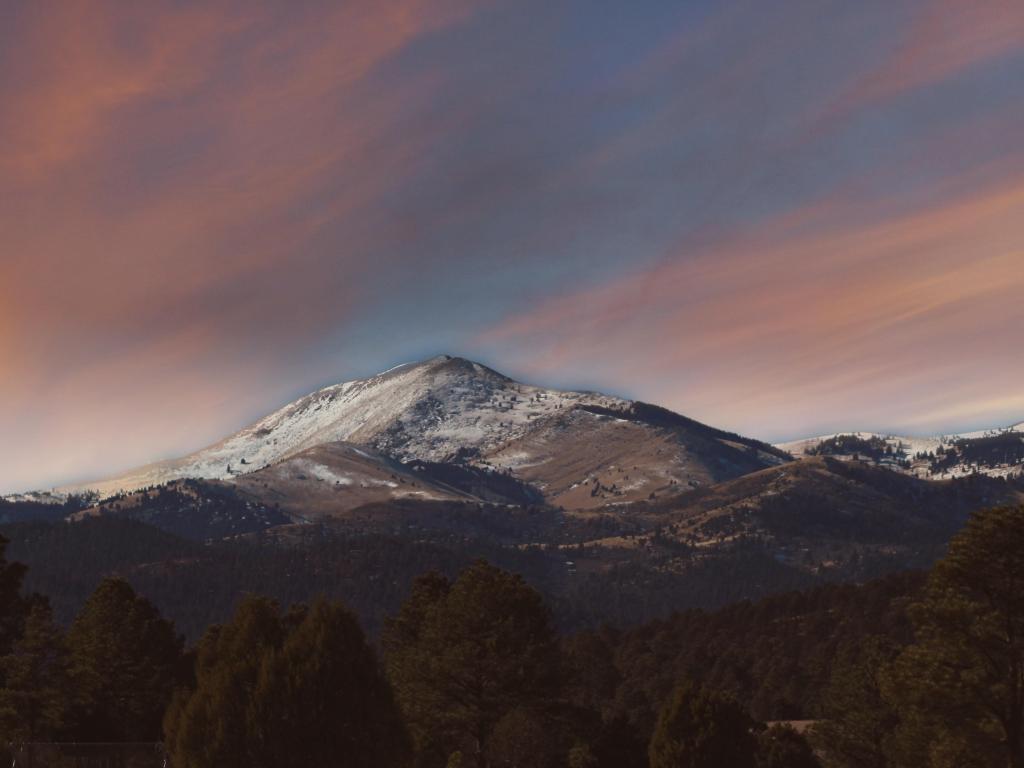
left=2, top=0, right=1023, bottom=492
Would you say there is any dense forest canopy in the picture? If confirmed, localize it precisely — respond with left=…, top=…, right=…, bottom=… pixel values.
left=0, top=505, right=1021, bottom=767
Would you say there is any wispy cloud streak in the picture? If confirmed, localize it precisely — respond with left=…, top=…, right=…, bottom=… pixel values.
left=1, top=0, right=1023, bottom=491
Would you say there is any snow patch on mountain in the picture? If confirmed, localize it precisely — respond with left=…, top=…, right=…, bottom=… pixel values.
left=60, top=355, right=628, bottom=496
left=291, top=460, right=354, bottom=486
left=778, top=420, right=1024, bottom=480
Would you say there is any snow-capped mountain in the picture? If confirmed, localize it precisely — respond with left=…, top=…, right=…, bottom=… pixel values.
left=36, top=354, right=1023, bottom=504
left=57, top=355, right=788, bottom=503
left=17, top=356, right=1022, bottom=587
left=777, top=421, right=1024, bottom=480
left=59, top=356, right=619, bottom=497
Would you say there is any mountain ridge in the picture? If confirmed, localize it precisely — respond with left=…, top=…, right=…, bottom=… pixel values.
left=20, top=355, right=1023, bottom=503
left=57, top=355, right=786, bottom=503
left=9, top=357, right=1023, bottom=633
left=777, top=421, right=1024, bottom=480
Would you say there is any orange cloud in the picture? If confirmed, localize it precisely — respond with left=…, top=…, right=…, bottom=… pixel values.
left=0, top=2, right=234, bottom=179
left=818, top=0, right=1024, bottom=125
left=2, top=0, right=1021, bottom=492
left=0, top=0, right=480, bottom=181
left=1, top=0, right=476, bottom=356
left=0, top=0, right=485, bottom=491
left=477, top=171, right=1024, bottom=439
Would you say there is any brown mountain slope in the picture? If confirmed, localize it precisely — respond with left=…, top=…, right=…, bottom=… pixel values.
left=483, top=401, right=791, bottom=509
left=565, top=456, right=1024, bottom=574
left=224, top=442, right=474, bottom=518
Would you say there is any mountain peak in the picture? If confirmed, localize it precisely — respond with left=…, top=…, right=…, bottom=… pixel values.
left=62, top=356, right=616, bottom=495
left=57, top=354, right=794, bottom=500
left=393, top=354, right=513, bottom=385
left=378, top=354, right=493, bottom=376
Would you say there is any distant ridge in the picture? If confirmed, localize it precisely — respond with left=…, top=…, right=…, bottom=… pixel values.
left=777, top=421, right=1024, bottom=480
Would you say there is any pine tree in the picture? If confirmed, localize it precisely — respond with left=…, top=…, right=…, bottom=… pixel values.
left=0, top=603, right=70, bottom=743
left=567, top=742, right=599, bottom=768
left=164, top=595, right=285, bottom=768
left=166, top=595, right=408, bottom=768
left=382, top=571, right=452, bottom=766
left=757, top=723, right=821, bottom=768
left=253, top=598, right=410, bottom=768
left=809, top=637, right=899, bottom=768
left=384, top=561, right=563, bottom=768
left=485, top=707, right=557, bottom=768
left=0, top=535, right=31, bottom=665
left=648, top=681, right=757, bottom=768
left=883, top=505, right=1024, bottom=768
left=65, top=577, right=184, bottom=741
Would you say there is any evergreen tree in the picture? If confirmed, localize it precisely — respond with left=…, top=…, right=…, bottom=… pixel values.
left=382, top=571, right=453, bottom=766
left=166, top=595, right=408, bottom=768
left=567, top=742, right=599, bottom=768
left=0, top=603, right=70, bottom=742
left=65, top=577, right=184, bottom=741
left=384, top=561, right=563, bottom=768
left=164, top=595, right=285, bottom=768
left=254, top=598, right=410, bottom=768
left=648, top=681, right=757, bottom=768
left=590, top=715, right=648, bottom=768
left=757, top=724, right=821, bottom=768
left=883, top=505, right=1024, bottom=768
left=485, top=707, right=557, bottom=768
left=809, top=638, right=899, bottom=768
left=0, top=535, right=31, bottom=665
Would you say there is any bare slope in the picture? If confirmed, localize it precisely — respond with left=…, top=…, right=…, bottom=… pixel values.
left=484, top=402, right=789, bottom=509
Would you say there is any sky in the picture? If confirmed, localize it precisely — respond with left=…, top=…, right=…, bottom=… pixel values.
left=2, top=0, right=1024, bottom=493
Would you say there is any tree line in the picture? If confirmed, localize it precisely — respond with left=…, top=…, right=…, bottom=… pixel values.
left=0, top=504, right=1022, bottom=767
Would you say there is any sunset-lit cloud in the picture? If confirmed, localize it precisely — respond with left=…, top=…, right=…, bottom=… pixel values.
left=834, top=0, right=1024, bottom=109
left=810, top=0, right=1024, bottom=134
left=0, top=2, right=228, bottom=178
left=477, top=172, right=1024, bottom=439
left=0, top=0, right=484, bottom=490
left=2, top=0, right=1023, bottom=492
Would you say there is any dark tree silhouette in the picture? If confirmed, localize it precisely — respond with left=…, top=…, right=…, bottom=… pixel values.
left=758, top=723, right=821, bottom=768
left=0, top=535, right=31, bottom=662
left=0, top=603, right=70, bottom=742
left=810, top=637, right=899, bottom=768
left=65, top=577, right=184, bottom=741
left=884, top=505, right=1024, bottom=768
left=166, top=595, right=409, bottom=768
left=384, top=561, right=563, bottom=768
left=648, top=681, right=757, bottom=768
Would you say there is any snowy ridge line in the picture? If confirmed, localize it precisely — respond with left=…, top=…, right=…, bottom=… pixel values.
left=53, top=355, right=628, bottom=498
left=777, top=420, right=1024, bottom=480
left=778, top=420, right=1024, bottom=454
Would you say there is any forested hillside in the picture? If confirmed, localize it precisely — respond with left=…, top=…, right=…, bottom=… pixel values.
left=8, top=459, right=1018, bottom=643
left=2, top=516, right=815, bottom=639
left=3, top=505, right=1023, bottom=766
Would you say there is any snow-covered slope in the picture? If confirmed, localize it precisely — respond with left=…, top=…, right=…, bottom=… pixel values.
left=60, top=356, right=628, bottom=497
left=44, top=355, right=1024, bottom=500
left=778, top=421, right=1024, bottom=480
left=777, top=432, right=944, bottom=460
left=56, top=354, right=792, bottom=503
